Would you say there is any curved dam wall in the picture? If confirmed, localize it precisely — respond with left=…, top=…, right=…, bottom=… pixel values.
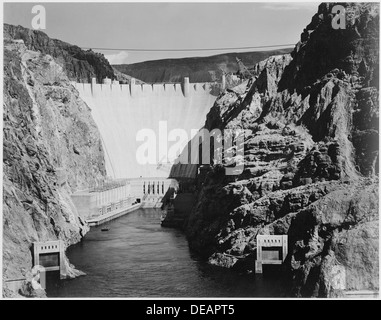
left=73, top=79, right=217, bottom=179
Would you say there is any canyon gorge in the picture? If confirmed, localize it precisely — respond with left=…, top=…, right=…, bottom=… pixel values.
left=2, top=2, right=379, bottom=298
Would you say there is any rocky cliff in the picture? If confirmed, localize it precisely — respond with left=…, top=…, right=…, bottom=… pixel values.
left=3, top=38, right=106, bottom=297
left=4, top=24, right=115, bottom=83
left=185, top=2, right=379, bottom=297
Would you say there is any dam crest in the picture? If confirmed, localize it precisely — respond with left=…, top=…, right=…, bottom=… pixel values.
left=74, top=77, right=218, bottom=98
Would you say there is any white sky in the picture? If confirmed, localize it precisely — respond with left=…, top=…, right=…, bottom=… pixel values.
left=3, top=1, right=319, bottom=64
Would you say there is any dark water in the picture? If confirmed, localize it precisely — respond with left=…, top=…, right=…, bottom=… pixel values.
left=47, top=208, right=284, bottom=298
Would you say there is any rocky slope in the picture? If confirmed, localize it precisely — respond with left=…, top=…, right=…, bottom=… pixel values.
left=4, top=24, right=115, bottom=83
left=113, top=48, right=292, bottom=83
left=3, top=38, right=106, bottom=297
left=113, top=67, right=145, bottom=85
left=185, top=2, right=379, bottom=297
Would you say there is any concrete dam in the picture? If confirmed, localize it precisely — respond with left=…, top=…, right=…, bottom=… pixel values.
left=73, top=77, right=218, bottom=179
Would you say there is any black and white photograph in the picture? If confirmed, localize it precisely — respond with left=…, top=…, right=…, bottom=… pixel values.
left=1, top=1, right=379, bottom=302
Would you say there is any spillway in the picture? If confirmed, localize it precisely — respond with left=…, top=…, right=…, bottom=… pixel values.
left=74, top=79, right=217, bottom=179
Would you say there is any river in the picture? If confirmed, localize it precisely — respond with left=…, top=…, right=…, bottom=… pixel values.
left=47, top=208, right=285, bottom=298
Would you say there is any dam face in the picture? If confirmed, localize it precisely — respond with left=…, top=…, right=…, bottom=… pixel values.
left=74, top=79, right=217, bottom=179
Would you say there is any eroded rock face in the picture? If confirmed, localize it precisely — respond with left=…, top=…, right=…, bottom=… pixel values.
left=4, top=24, right=115, bottom=83
left=3, top=40, right=106, bottom=297
left=287, top=181, right=378, bottom=297
left=185, top=2, right=379, bottom=297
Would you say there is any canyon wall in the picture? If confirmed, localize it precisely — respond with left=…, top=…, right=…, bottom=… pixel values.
left=185, top=2, right=379, bottom=297
left=4, top=24, right=115, bottom=83
left=3, top=39, right=106, bottom=297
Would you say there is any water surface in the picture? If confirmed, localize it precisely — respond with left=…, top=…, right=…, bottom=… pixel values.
left=47, top=208, right=285, bottom=297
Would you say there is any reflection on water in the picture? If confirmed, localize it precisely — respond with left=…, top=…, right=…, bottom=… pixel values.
left=47, top=208, right=285, bottom=298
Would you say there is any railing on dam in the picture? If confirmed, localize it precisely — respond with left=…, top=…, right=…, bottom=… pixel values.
left=94, top=198, right=134, bottom=218
left=71, top=178, right=175, bottom=224
left=88, top=179, right=128, bottom=193
left=72, top=76, right=228, bottom=98
left=87, top=201, right=142, bottom=227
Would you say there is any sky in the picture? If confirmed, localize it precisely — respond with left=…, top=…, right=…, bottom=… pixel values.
left=3, top=1, right=319, bottom=64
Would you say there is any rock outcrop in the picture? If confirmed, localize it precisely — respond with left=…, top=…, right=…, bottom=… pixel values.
left=3, top=38, right=106, bottom=297
left=185, top=2, right=379, bottom=297
left=4, top=24, right=115, bottom=83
